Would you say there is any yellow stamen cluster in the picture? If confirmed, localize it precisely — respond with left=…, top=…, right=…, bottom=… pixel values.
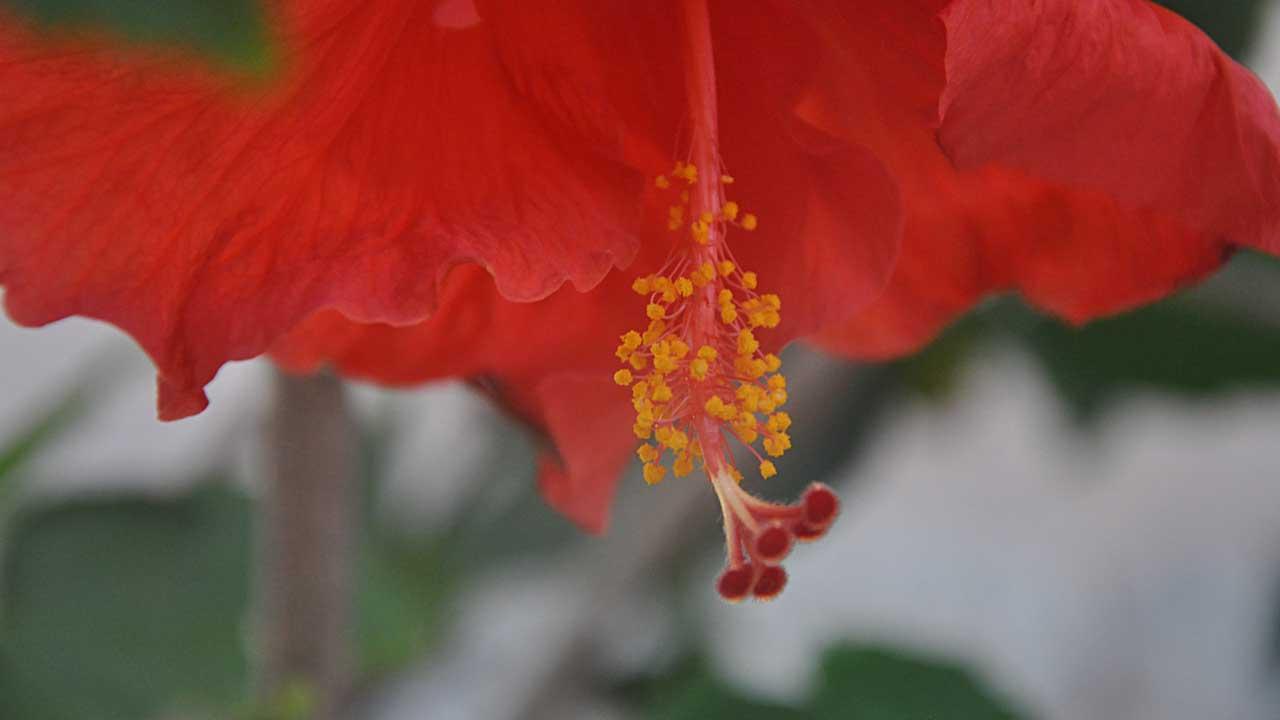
left=614, top=165, right=793, bottom=483
left=657, top=162, right=760, bottom=246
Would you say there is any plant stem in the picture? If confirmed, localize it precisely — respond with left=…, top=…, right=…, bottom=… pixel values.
left=261, top=369, right=356, bottom=719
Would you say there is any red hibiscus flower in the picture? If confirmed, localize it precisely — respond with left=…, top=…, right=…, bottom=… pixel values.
left=1, top=0, right=1278, bottom=601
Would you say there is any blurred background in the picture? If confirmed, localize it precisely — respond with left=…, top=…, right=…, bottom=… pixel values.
left=3, top=1, right=1280, bottom=718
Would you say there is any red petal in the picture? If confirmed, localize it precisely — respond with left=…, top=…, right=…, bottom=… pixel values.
left=722, top=121, right=902, bottom=346
left=272, top=263, right=640, bottom=531
left=817, top=166, right=1225, bottom=358
left=269, top=1, right=907, bottom=527
left=802, top=0, right=1277, bottom=357
left=0, top=3, right=645, bottom=419
left=704, top=1, right=904, bottom=345
left=532, top=373, right=635, bottom=534
left=272, top=261, right=634, bottom=385
left=478, top=0, right=678, bottom=172
left=939, top=0, right=1280, bottom=255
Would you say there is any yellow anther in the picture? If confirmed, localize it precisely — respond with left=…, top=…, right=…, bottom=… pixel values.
left=764, top=353, right=782, bottom=372
left=690, top=440, right=703, bottom=458
left=613, top=369, right=633, bottom=386
left=741, top=213, right=758, bottom=231
left=732, top=412, right=758, bottom=444
left=669, top=338, right=690, bottom=358
left=655, top=175, right=670, bottom=189
left=762, top=294, right=781, bottom=309
left=633, top=423, right=652, bottom=439
left=746, top=304, right=780, bottom=328
left=767, top=374, right=786, bottom=390
left=691, top=220, right=710, bottom=245
left=666, top=428, right=689, bottom=451
left=741, top=271, right=758, bottom=289
left=704, top=395, right=737, bottom=421
left=737, top=329, right=759, bottom=356
left=721, top=174, right=735, bottom=184
left=697, top=345, right=718, bottom=361
left=770, top=388, right=788, bottom=407
left=632, top=381, right=649, bottom=399
left=718, top=289, right=734, bottom=305
left=637, top=444, right=660, bottom=463
left=735, top=356, right=766, bottom=380
left=635, top=404, right=655, bottom=424
left=646, top=303, right=666, bottom=321
left=764, top=432, right=791, bottom=457
left=654, top=426, right=673, bottom=446
left=629, top=354, right=649, bottom=370
left=668, top=205, right=684, bottom=221
left=642, top=319, right=666, bottom=345
left=759, top=460, right=777, bottom=479
left=763, top=437, right=783, bottom=457
left=690, top=357, right=709, bottom=381
left=699, top=211, right=714, bottom=225
left=675, top=277, right=694, bottom=297
left=654, top=354, right=677, bottom=374
left=720, top=306, right=738, bottom=324
left=672, top=161, right=698, bottom=184
left=643, top=462, right=667, bottom=485
left=736, top=384, right=762, bottom=413
left=615, top=344, right=632, bottom=361
left=651, top=383, right=673, bottom=403
left=673, top=451, right=693, bottom=478
left=721, top=201, right=739, bottom=221
left=632, top=276, right=652, bottom=295
left=729, top=467, right=744, bottom=483
left=718, top=260, right=735, bottom=277
left=621, top=330, right=643, bottom=350
left=767, top=412, right=791, bottom=432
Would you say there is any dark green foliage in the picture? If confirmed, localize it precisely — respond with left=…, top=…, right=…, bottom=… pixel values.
left=902, top=255, right=1280, bottom=417
left=1, top=0, right=272, bottom=73
left=1156, top=0, right=1267, bottom=58
left=0, top=485, right=252, bottom=720
left=811, top=646, right=1027, bottom=720
left=639, top=644, right=1029, bottom=720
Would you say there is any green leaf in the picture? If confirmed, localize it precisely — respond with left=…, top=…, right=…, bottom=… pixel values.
left=635, top=645, right=1026, bottom=720
left=636, top=658, right=807, bottom=720
left=0, top=484, right=251, bottom=720
left=900, top=255, right=1280, bottom=417
left=1023, top=298, right=1280, bottom=417
left=812, top=645, right=1027, bottom=720
left=1154, top=0, right=1268, bottom=59
left=1, top=0, right=274, bottom=75
left=356, top=538, right=453, bottom=679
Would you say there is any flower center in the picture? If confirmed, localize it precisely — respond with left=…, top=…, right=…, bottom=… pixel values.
left=614, top=164, right=837, bottom=602
left=616, top=163, right=785, bottom=485
left=610, top=0, right=839, bottom=603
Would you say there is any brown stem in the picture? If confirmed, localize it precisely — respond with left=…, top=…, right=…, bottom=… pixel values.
left=260, top=369, right=356, bottom=720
